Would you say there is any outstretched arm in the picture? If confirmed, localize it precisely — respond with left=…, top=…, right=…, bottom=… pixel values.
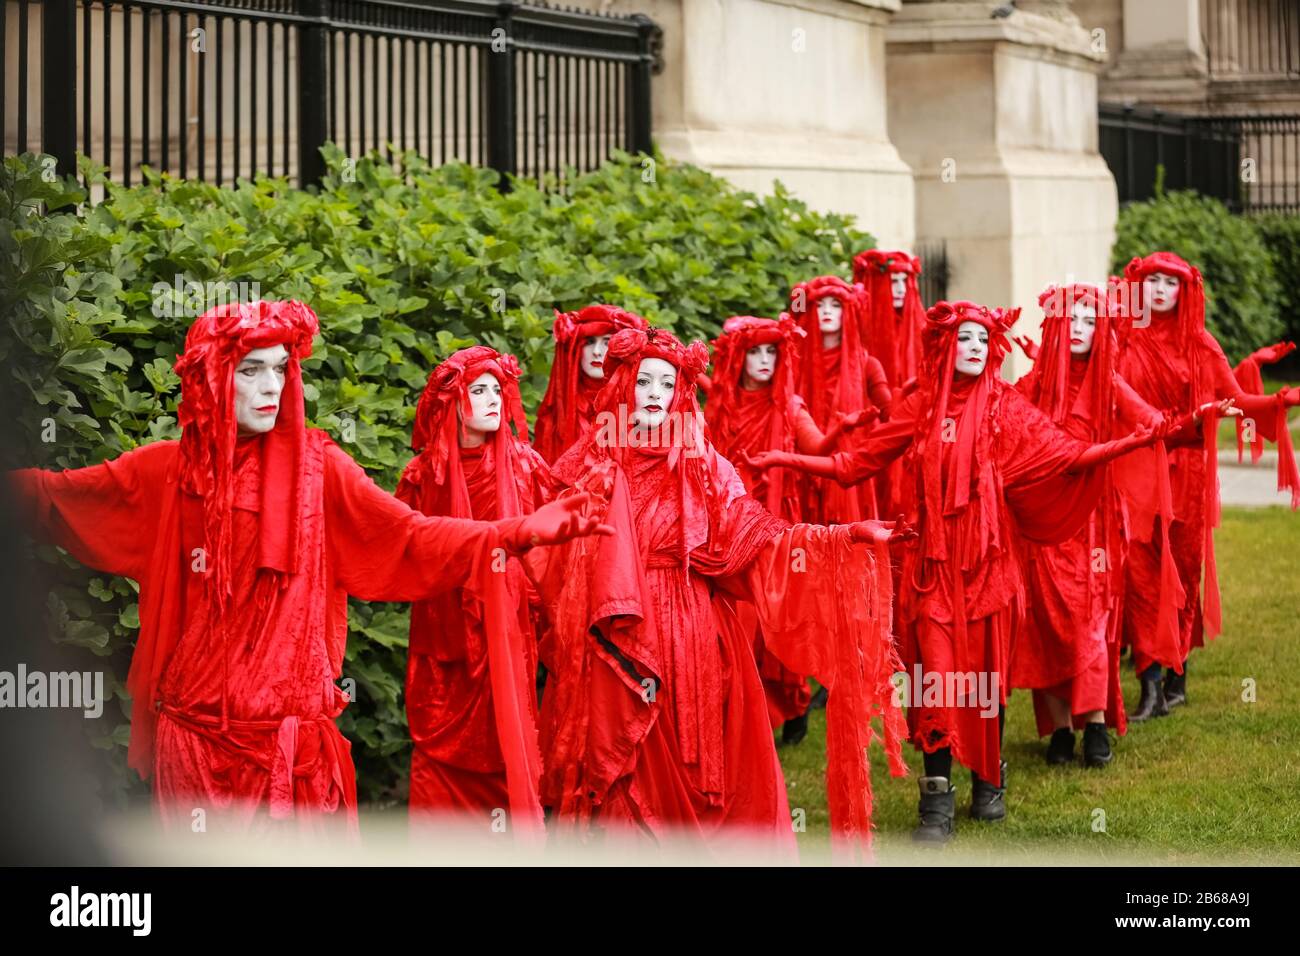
left=325, top=443, right=610, bottom=602
left=6, top=443, right=169, bottom=581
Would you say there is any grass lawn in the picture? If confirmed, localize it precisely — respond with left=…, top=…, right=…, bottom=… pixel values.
left=778, top=505, right=1300, bottom=864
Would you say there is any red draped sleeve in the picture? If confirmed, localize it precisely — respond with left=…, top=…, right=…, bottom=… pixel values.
left=831, top=390, right=922, bottom=486
left=323, top=441, right=502, bottom=602
left=742, top=526, right=907, bottom=861
left=8, top=441, right=176, bottom=582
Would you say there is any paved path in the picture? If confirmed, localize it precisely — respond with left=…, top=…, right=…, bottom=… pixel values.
left=1217, top=450, right=1294, bottom=508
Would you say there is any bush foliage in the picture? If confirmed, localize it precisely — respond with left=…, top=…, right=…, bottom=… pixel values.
left=0, top=149, right=872, bottom=807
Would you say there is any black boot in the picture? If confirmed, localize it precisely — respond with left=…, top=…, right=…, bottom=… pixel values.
left=1083, top=721, right=1113, bottom=767
left=809, top=685, right=828, bottom=710
left=1130, top=675, right=1168, bottom=722
left=970, top=761, right=1007, bottom=821
left=781, top=712, right=809, bottom=746
left=1163, top=667, right=1187, bottom=709
left=912, top=776, right=955, bottom=844
left=1045, top=727, right=1075, bottom=765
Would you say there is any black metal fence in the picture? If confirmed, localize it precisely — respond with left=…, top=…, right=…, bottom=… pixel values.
left=1202, top=0, right=1300, bottom=79
left=1099, top=103, right=1300, bottom=215
left=2, top=0, right=662, bottom=191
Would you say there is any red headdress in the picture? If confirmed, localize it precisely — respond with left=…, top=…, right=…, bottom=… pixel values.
left=534, top=304, right=649, bottom=463
left=398, top=345, right=531, bottom=519
left=1121, top=253, right=1209, bottom=408
left=557, top=326, right=715, bottom=568
left=852, top=249, right=927, bottom=386
left=704, top=315, right=804, bottom=514
left=146, top=300, right=320, bottom=753
left=1022, top=284, right=1117, bottom=441
left=789, top=275, right=871, bottom=429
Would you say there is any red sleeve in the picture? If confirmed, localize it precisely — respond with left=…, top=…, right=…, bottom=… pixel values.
left=1113, top=373, right=1162, bottom=431
left=831, top=390, right=920, bottom=485
left=792, top=399, right=827, bottom=454
left=864, top=355, right=893, bottom=421
left=324, top=442, right=500, bottom=601
left=6, top=441, right=174, bottom=581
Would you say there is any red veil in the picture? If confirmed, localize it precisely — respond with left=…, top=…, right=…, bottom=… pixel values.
left=126, top=301, right=320, bottom=777
left=395, top=346, right=546, bottom=840
left=789, top=275, right=870, bottom=430
left=704, top=314, right=805, bottom=518
left=534, top=304, right=648, bottom=463
left=853, top=249, right=927, bottom=387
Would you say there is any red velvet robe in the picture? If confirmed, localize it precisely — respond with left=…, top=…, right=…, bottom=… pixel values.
left=396, top=440, right=555, bottom=822
left=710, top=387, right=832, bottom=726
left=802, top=346, right=892, bottom=524
left=11, top=432, right=517, bottom=834
left=534, top=373, right=604, bottom=465
left=1117, top=320, right=1294, bottom=670
left=531, top=445, right=904, bottom=860
left=831, top=384, right=1101, bottom=782
left=1011, top=359, right=1163, bottom=736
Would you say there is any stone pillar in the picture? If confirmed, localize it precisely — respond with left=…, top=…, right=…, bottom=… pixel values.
left=886, top=0, right=1117, bottom=378
left=584, top=0, right=916, bottom=249
left=1100, top=0, right=1209, bottom=109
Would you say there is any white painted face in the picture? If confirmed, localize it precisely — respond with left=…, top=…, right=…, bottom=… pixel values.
left=744, top=343, right=778, bottom=386
left=1069, top=302, right=1097, bottom=355
left=816, top=296, right=843, bottom=336
left=954, top=320, right=989, bottom=377
left=633, top=357, right=676, bottom=430
left=890, top=272, right=908, bottom=310
left=580, top=334, right=611, bottom=380
left=1143, top=272, right=1181, bottom=313
left=463, top=371, right=503, bottom=434
left=233, top=344, right=289, bottom=436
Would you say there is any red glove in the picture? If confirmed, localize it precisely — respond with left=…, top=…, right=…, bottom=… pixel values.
left=499, top=493, right=615, bottom=554
left=1014, top=335, right=1040, bottom=362
left=1251, top=341, right=1296, bottom=366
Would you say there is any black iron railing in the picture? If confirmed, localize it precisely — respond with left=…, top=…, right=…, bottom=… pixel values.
left=1099, top=104, right=1300, bottom=214
left=2, top=0, right=662, bottom=191
left=916, top=239, right=949, bottom=308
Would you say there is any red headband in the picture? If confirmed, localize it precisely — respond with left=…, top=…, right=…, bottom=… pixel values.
left=852, top=249, right=922, bottom=280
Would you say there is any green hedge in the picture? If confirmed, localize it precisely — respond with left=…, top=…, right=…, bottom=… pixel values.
left=1110, top=186, right=1284, bottom=362
left=1254, top=213, right=1300, bottom=376
left=0, top=149, right=872, bottom=808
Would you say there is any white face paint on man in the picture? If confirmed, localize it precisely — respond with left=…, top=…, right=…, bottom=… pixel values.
left=890, top=272, right=908, bottom=310
left=233, top=344, right=289, bottom=436
left=580, top=334, right=611, bottom=380
left=743, top=343, right=778, bottom=387
left=817, top=296, right=843, bottom=337
left=954, top=320, right=990, bottom=378
left=1143, top=272, right=1181, bottom=314
left=462, top=372, right=503, bottom=443
left=1069, top=302, right=1097, bottom=356
left=633, top=357, right=676, bottom=430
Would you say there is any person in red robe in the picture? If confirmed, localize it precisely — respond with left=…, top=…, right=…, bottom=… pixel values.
left=394, top=346, right=559, bottom=831
left=852, top=249, right=928, bottom=390
left=748, top=300, right=1181, bottom=843
left=533, top=304, right=649, bottom=464
left=702, top=315, right=874, bottom=745
left=789, top=275, right=894, bottom=524
left=1114, top=253, right=1300, bottom=718
left=1010, top=283, right=1176, bottom=767
left=526, top=324, right=912, bottom=862
left=7, top=301, right=609, bottom=837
